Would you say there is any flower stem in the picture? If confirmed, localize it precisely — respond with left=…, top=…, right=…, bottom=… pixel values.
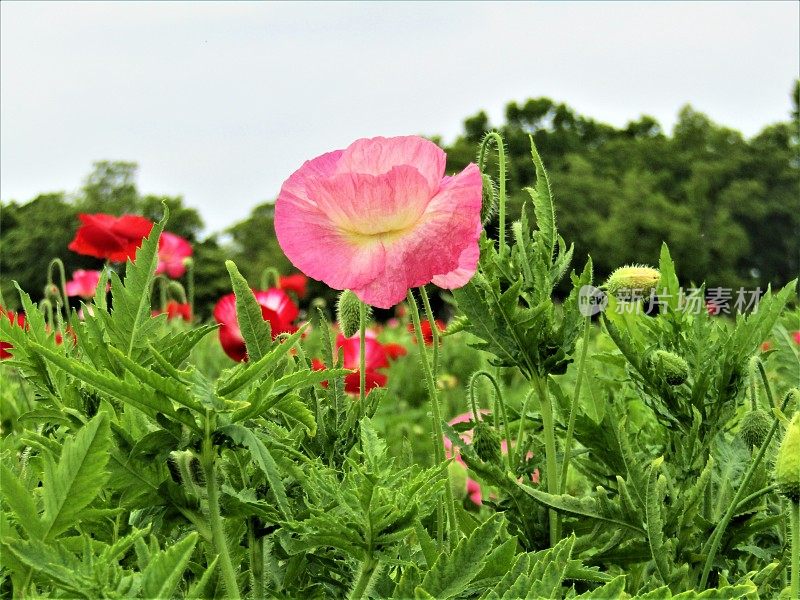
left=46, top=258, right=69, bottom=322
left=699, top=389, right=793, bottom=588
left=260, top=267, right=280, bottom=290
left=186, top=259, right=195, bottom=315
left=349, top=556, right=378, bottom=600
left=478, top=132, right=507, bottom=253
left=407, top=289, right=457, bottom=547
left=533, top=374, right=560, bottom=546
left=202, top=413, right=241, bottom=600
left=358, top=301, right=367, bottom=405
left=560, top=316, right=590, bottom=494
left=468, top=370, right=514, bottom=469
left=790, top=501, right=799, bottom=599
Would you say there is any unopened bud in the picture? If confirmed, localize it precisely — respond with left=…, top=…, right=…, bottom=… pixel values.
left=480, top=173, right=497, bottom=225
left=473, top=421, right=502, bottom=464
left=649, top=350, right=689, bottom=386
left=739, top=409, right=772, bottom=449
left=337, top=290, right=368, bottom=338
left=774, top=412, right=800, bottom=502
left=604, top=265, right=660, bottom=297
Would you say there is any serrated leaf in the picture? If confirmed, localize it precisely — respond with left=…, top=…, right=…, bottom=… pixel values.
left=226, top=260, right=271, bottom=361
left=0, top=462, right=44, bottom=538
left=528, top=136, right=556, bottom=259
left=141, top=532, right=198, bottom=599
left=41, top=412, right=111, bottom=540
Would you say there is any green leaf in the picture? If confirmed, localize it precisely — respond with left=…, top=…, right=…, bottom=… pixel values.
left=102, top=209, right=167, bottom=357
left=226, top=260, right=271, bottom=361
left=645, top=458, right=670, bottom=583
left=186, top=555, right=219, bottom=599
left=0, top=462, right=44, bottom=538
left=41, top=412, right=111, bottom=540
left=527, top=535, right=575, bottom=597
left=218, top=424, right=290, bottom=519
left=141, top=532, right=198, bottom=600
left=658, top=243, right=681, bottom=312
left=527, top=136, right=556, bottom=259
left=418, top=514, right=503, bottom=598
left=573, top=575, right=627, bottom=598
left=273, top=395, right=317, bottom=436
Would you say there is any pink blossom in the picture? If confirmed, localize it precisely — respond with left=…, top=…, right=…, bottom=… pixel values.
left=274, top=136, right=482, bottom=308
left=65, top=270, right=104, bottom=299
left=156, top=232, right=193, bottom=278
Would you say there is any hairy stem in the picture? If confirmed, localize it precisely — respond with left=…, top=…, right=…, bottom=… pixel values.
left=359, top=301, right=367, bottom=405
left=560, top=315, right=590, bottom=494
left=533, top=374, right=560, bottom=546
left=468, top=370, right=513, bottom=468
left=699, top=389, right=793, bottom=588
left=349, top=557, right=378, bottom=600
left=407, top=289, right=457, bottom=547
left=791, top=501, right=799, bottom=599
left=478, top=131, right=507, bottom=253
left=203, top=414, right=241, bottom=600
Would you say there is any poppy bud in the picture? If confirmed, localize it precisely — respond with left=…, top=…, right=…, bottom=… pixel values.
left=337, top=290, right=367, bottom=338
left=480, top=173, right=497, bottom=225
left=774, top=412, right=800, bottom=503
left=739, top=409, right=772, bottom=449
left=649, top=350, right=689, bottom=386
left=604, top=265, right=660, bottom=297
left=473, top=421, right=502, bottom=464
left=448, top=460, right=468, bottom=500
left=167, top=450, right=206, bottom=495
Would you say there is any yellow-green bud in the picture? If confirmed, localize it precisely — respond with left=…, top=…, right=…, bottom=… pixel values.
left=337, top=290, right=368, bottom=338
left=774, top=412, right=800, bottom=502
left=739, top=409, right=772, bottom=449
left=473, top=421, right=502, bottom=464
left=649, top=350, right=689, bottom=386
left=604, top=265, right=661, bottom=296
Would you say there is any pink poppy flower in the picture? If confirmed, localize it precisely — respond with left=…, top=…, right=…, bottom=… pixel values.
left=274, top=136, right=483, bottom=308
left=213, top=289, right=299, bottom=362
left=156, top=232, right=193, bottom=279
left=792, top=331, right=800, bottom=345
left=65, top=270, right=104, bottom=299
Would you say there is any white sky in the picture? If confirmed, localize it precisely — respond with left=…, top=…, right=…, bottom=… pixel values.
left=2, top=1, right=798, bottom=233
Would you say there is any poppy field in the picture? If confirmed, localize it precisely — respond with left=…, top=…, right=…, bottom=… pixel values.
left=1, top=134, right=799, bottom=599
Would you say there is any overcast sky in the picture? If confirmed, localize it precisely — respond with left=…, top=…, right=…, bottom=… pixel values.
left=2, top=1, right=798, bottom=233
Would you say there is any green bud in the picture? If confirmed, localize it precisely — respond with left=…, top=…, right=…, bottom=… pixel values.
left=337, top=290, right=368, bottom=338
left=448, top=460, right=468, bottom=500
left=739, top=409, right=772, bottom=449
left=167, top=450, right=206, bottom=497
left=480, top=172, right=497, bottom=225
left=649, top=350, right=689, bottom=386
left=604, top=265, right=660, bottom=296
left=473, top=421, right=502, bottom=464
left=774, top=412, right=800, bottom=502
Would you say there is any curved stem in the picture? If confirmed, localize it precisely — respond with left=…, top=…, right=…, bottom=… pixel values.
left=790, top=501, right=799, bottom=600
left=202, top=413, right=241, bottom=599
left=533, top=374, right=560, bottom=546
left=699, top=390, right=794, bottom=588
left=560, top=316, right=590, bottom=494
left=407, top=289, right=457, bottom=547
left=478, top=132, right=507, bottom=253
left=46, top=258, right=69, bottom=321
left=358, top=301, right=366, bottom=405
left=753, top=358, right=776, bottom=409
left=515, top=389, right=535, bottom=467
left=468, top=370, right=513, bottom=468
left=260, top=267, right=280, bottom=290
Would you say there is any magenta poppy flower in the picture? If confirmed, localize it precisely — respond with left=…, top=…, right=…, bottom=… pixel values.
left=275, top=136, right=483, bottom=309
left=213, top=289, right=299, bottom=362
left=65, top=270, right=104, bottom=299
left=68, top=213, right=154, bottom=262
left=156, top=232, right=193, bottom=278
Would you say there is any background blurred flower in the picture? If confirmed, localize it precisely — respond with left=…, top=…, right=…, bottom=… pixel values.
left=0, top=308, right=26, bottom=359
left=65, top=269, right=104, bottom=299
left=213, top=289, right=298, bottom=361
left=408, top=319, right=445, bottom=345
left=156, top=231, right=193, bottom=278
left=279, top=273, right=308, bottom=298
left=275, top=135, right=483, bottom=308
left=153, top=300, right=192, bottom=322
left=68, top=213, right=154, bottom=262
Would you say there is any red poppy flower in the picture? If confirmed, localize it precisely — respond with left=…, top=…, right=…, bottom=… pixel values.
left=279, top=273, right=308, bottom=299
left=383, top=343, right=408, bottom=360
left=152, top=301, right=192, bottom=322
left=66, top=269, right=106, bottom=299
left=311, top=333, right=391, bottom=395
left=0, top=308, right=26, bottom=360
left=156, top=232, right=193, bottom=278
left=407, top=319, right=445, bottom=345
left=68, top=213, right=154, bottom=262
left=213, top=289, right=299, bottom=362
left=792, top=331, right=800, bottom=345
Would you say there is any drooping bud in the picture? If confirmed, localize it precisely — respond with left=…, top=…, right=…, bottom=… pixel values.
left=337, top=290, right=368, bottom=338
left=473, top=421, right=502, bottom=464
left=480, top=172, right=497, bottom=225
left=604, top=265, right=661, bottom=297
left=774, top=412, right=800, bottom=502
left=739, top=409, right=772, bottom=449
left=649, top=350, right=689, bottom=386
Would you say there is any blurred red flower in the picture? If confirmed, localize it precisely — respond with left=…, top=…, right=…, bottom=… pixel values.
left=792, top=331, right=800, bottom=345
left=383, top=343, right=408, bottom=360
left=156, top=232, right=193, bottom=278
left=311, top=332, right=392, bottom=395
left=66, top=269, right=105, bottom=299
left=152, top=301, right=192, bottom=322
left=213, top=289, right=299, bottom=362
left=279, top=273, right=308, bottom=299
left=68, top=213, right=154, bottom=262
left=408, top=319, right=445, bottom=345
left=0, top=308, right=26, bottom=359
